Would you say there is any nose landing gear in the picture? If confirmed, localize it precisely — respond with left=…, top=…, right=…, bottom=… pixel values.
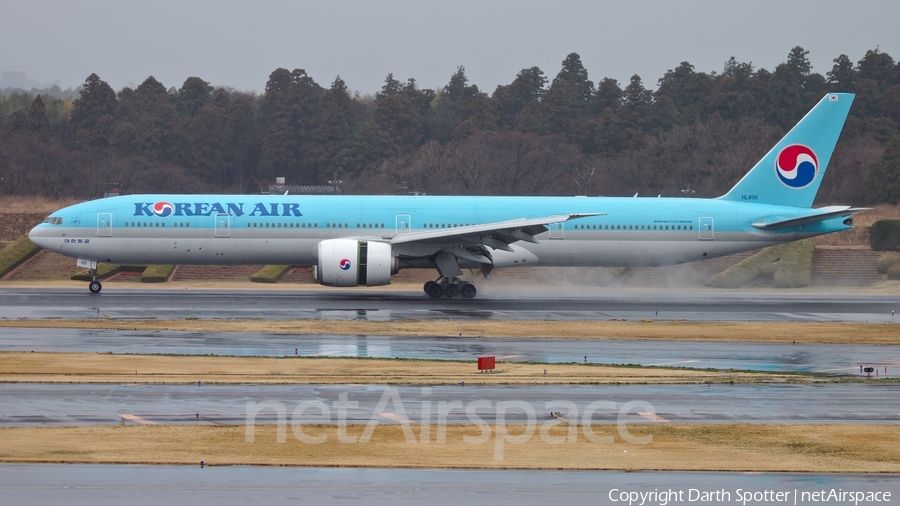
left=423, top=277, right=477, bottom=299
left=88, top=269, right=102, bottom=294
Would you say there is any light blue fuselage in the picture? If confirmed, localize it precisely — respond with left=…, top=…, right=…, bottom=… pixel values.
left=28, top=194, right=852, bottom=269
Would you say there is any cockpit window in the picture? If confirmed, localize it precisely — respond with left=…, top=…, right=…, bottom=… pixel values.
left=42, top=216, right=63, bottom=225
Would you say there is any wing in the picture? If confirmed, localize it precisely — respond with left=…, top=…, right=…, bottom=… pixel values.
left=389, top=213, right=601, bottom=251
left=382, top=213, right=601, bottom=277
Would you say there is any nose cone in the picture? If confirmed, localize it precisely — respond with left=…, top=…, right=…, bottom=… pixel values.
left=28, top=224, right=49, bottom=249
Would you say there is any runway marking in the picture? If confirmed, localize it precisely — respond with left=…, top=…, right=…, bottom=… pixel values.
left=377, top=412, right=412, bottom=424
left=646, top=360, right=699, bottom=366
left=118, top=414, right=155, bottom=425
left=637, top=412, right=669, bottom=423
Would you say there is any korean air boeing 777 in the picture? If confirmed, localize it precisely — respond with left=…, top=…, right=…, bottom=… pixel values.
left=29, top=93, right=863, bottom=298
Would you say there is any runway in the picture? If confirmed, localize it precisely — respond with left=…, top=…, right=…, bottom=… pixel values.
left=1, top=287, right=899, bottom=321
left=3, top=383, right=899, bottom=426
left=2, top=288, right=899, bottom=489
left=0, top=464, right=896, bottom=506
left=2, top=328, right=898, bottom=377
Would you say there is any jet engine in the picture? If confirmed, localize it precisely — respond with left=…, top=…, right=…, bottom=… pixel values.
left=316, top=239, right=398, bottom=287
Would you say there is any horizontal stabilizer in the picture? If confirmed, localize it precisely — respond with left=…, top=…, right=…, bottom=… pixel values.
left=751, top=206, right=868, bottom=230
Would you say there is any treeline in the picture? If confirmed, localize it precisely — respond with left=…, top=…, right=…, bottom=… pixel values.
left=1, top=46, right=899, bottom=204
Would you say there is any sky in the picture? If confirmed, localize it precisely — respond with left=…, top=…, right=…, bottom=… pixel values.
left=1, top=0, right=899, bottom=95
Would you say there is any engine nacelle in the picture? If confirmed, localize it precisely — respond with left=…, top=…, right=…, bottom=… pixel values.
left=316, top=239, right=398, bottom=287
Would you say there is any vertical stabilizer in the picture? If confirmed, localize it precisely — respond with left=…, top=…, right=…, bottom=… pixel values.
left=720, top=93, right=853, bottom=207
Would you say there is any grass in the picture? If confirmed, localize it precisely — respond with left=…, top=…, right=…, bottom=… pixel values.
left=878, top=252, right=900, bottom=274
left=707, top=240, right=814, bottom=288
left=70, top=264, right=149, bottom=281
left=2, top=319, right=898, bottom=345
left=141, top=265, right=174, bottom=283
left=251, top=265, right=291, bottom=283
left=0, top=352, right=831, bottom=385
left=0, top=235, right=41, bottom=278
left=1, top=424, right=897, bottom=472
left=70, top=263, right=124, bottom=281
left=0, top=196, right=80, bottom=214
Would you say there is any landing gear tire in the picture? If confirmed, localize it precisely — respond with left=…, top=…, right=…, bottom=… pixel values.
left=425, top=282, right=444, bottom=298
left=444, top=283, right=460, bottom=298
left=89, top=280, right=102, bottom=294
left=460, top=283, right=477, bottom=299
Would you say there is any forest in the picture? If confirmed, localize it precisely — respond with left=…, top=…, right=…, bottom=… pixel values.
left=1, top=46, right=899, bottom=205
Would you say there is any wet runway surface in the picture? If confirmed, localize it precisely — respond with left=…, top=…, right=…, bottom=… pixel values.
left=3, top=383, right=899, bottom=426
left=0, top=464, right=897, bottom=506
left=2, top=328, right=898, bottom=377
left=2, top=288, right=899, bottom=322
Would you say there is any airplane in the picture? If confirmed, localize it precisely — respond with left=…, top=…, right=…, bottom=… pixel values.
left=29, top=93, right=863, bottom=298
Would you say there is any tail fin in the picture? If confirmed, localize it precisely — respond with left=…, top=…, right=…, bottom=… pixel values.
left=720, top=93, right=854, bottom=207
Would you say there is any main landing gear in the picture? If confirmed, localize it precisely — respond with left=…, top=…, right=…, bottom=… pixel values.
left=424, top=277, right=477, bottom=299
left=88, top=270, right=102, bottom=294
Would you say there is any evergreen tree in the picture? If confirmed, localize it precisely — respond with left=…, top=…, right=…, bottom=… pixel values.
left=593, top=77, right=622, bottom=113
left=655, top=61, right=713, bottom=124
left=827, top=54, right=855, bottom=92
left=71, top=74, right=118, bottom=150
left=857, top=49, right=897, bottom=91
left=551, top=52, right=594, bottom=103
left=493, top=67, right=547, bottom=129
left=178, top=77, right=213, bottom=117
left=866, top=136, right=900, bottom=203
left=26, top=95, right=50, bottom=134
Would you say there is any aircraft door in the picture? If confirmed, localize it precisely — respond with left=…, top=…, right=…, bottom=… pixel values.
left=699, top=216, right=714, bottom=240
left=548, top=221, right=564, bottom=239
left=215, top=213, right=231, bottom=238
left=97, top=213, right=112, bottom=237
left=395, top=214, right=411, bottom=235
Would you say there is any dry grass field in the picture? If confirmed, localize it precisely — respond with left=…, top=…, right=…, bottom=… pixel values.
left=0, top=196, right=80, bottom=214
left=1, top=424, right=897, bottom=472
left=2, top=319, right=898, bottom=345
left=0, top=352, right=825, bottom=385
